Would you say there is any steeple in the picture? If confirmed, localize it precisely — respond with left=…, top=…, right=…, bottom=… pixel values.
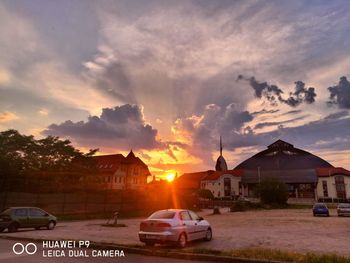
left=215, top=135, right=228, bottom=171
left=220, top=135, right=223, bottom=156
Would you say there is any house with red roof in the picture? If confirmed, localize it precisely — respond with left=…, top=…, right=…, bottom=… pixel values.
left=92, top=150, right=151, bottom=190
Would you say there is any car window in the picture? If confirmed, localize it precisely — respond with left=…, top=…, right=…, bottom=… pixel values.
left=180, top=211, right=191, bottom=221
left=189, top=210, right=200, bottom=220
left=14, top=209, right=28, bottom=216
left=29, top=208, right=46, bottom=217
left=149, top=211, right=175, bottom=219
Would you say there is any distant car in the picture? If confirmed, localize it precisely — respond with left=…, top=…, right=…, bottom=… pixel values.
left=139, top=209, right=212, bottom=248
left=0, top=207, right=57, bottom=233
left=313, top=203, right=329, bottom=217
left=337, top=203, right=350, bottom=216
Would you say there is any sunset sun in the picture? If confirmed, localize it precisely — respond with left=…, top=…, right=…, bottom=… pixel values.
left=166, top=173, right=176, bottom=182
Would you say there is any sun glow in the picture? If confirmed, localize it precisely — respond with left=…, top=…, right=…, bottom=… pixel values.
left=166, top=173, right=176, bottom=182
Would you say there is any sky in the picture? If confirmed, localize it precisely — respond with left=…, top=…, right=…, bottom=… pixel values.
left=1, top=0, right=350, bottom=179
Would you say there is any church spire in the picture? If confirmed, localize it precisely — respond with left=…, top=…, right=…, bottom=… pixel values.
left=220, top=135, right=223, bottom=156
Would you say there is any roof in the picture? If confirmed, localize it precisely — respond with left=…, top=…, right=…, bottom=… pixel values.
left=241, top=169, right=318, bottom=184
left=235, top=139, right=333, bottom=170
left=202, top=169, right=243, bottom=181
left=175, top=171, right=211, bottom=189
left=91, top=151, right=150, bottom=175
left=316, top=167, right=350, bottom=177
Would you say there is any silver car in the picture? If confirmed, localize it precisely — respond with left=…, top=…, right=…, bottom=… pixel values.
left=337, top=203, right=350, bottom=216
left=139, top=209, right=212, bottom=247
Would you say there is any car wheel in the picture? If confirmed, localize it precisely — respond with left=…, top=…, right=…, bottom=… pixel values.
left=145, top=241, right=155, bottom=247
left=35, top=227, right=41, bottom=230
left=204, top=228, right=212, bottom=241
left=47, top=221, right=56, bottom=230
left=0, top=228, right=5, bottom=233
left=8, top=222, right=18, bottom=233
left=327, top=213, right=330, bottom=217
left=178, top=233, right=187, bottom=248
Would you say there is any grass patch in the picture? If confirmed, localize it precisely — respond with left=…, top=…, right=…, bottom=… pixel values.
left=183, top=247, right=350, bottom=263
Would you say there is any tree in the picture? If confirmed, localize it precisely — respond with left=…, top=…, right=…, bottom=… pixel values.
left=254, top=177, right=288, bottom=205
left=0, top=129, right=98, bottom=193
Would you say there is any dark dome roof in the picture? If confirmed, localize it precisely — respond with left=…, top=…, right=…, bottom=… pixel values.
left=215, top=155, right=228, bottom=171
left=235, top=139, right=333, bottom=170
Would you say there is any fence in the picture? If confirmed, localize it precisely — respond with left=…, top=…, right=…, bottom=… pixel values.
left=0, top=190, right=170, bottom=216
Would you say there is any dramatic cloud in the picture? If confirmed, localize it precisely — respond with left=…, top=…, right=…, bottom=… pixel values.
left=43, top=104, right=161, bottom=150
left=328, top=76, right=350, bottom=109
left=254, top=115, right=307, bottom=130
left=238, top=75, right=317, bottom=107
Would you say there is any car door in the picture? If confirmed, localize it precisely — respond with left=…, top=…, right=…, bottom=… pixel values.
left=13, top=208, right=29, bottom=227
left=188, top=210, right=207, bottom=240
left=179, top=211, right=197, bottom=241
left=29, top=208, right=49, bottom=227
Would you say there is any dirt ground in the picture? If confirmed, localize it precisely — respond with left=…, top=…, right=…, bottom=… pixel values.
left=1, top=209, right=349, bottom=255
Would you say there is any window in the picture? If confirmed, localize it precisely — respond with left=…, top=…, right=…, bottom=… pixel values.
left=322, top=180, right=328, bottom=197
left=14, top=209, right=27, bottom=216
left=188, top=210, right=200, bottom=220
left=29, top=208, right=46, bottom=217
left=335, top=175, right=346, bottom=198
left=149, top=211, right=175, bottom=219
left=179, top=211, right=191, bottom=221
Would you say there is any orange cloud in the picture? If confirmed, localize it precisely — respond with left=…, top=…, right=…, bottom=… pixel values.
left=0, top=112, right=19, bottom=122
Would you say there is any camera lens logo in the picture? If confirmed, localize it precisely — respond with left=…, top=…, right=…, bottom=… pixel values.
left=12, top=243, right=37, bottom=255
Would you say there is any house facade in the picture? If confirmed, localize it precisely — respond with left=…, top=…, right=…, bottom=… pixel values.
left=92, top=150, right=151, bottom=190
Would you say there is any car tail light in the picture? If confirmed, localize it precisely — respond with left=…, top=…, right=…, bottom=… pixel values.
left=157, top=222, right=171, bottom=228
left=140, top=222, right=147, bottom=230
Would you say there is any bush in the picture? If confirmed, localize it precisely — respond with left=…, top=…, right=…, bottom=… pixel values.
left=254, top=177, right=288, bottom=205
left=197, top=189, right=214, bottom=200
left=213, top=207, right=220, bottom=214
left=230, top=201, right=248, bottom=212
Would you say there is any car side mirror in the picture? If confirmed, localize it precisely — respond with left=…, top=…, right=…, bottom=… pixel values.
left=198, top=217, right=203, bottom=221
left=45, top=213, right=49, bottom=217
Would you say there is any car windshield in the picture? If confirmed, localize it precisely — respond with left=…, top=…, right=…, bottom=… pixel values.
left=149, top=210, right=175, bottom=219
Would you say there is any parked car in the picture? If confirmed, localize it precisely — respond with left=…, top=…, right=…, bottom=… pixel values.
left=0, top=207, right=57, bottom=233
left=139, top=209, right=212, bottom=247
left=312, top=203, right=329, bottom=216
left=337, top=203, right=350, bottom=216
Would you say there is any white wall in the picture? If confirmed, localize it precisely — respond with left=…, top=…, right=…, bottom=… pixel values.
left=316, top=176, right=350, bottom=199
left=202, top=174, right=241, bottom=198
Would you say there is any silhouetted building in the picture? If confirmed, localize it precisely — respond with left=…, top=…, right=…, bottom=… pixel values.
left=236, top=140, right=350, bottom=200
left=92, top=150, right=151, bottom=190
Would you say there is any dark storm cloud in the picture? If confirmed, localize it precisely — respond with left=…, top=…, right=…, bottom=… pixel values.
left=94, top=62, right=136, bottom=104
left=238, top=75, right=317, bottom=107
left=254, top=115, right=307, bottom=130
left=328, top=76, right=350, bottom=109
left=43, top=104, right=161, bottom=150
left=251, top=109, right=280, bottom=116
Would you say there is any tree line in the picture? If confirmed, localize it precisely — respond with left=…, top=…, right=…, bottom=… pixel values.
left=0, top=129, right=103, bottom=193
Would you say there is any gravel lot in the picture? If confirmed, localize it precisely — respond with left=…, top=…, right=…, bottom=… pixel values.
left=1, top=209, right=349, bottom=255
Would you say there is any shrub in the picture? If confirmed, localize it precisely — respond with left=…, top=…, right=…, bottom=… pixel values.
left=197, top=189, right=214, bottom=200
left=254, top=177, right=288, bottom=205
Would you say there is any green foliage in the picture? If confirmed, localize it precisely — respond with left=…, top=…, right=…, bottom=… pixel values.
left=254, top=177, right=289, bottom=205
left=197, top=189, right=214, bottom=200
left=0, top=129, right=99, bottom=192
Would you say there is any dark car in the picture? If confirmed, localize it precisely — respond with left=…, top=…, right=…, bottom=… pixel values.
left=313, top=203, right=329, bottom=217
left=0, top=207, right=57, bottom=233
left=337, top=203, right=350, bottom=216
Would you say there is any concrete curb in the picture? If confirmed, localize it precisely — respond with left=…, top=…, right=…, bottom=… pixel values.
left=0, top=235, right=286, bottom=263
